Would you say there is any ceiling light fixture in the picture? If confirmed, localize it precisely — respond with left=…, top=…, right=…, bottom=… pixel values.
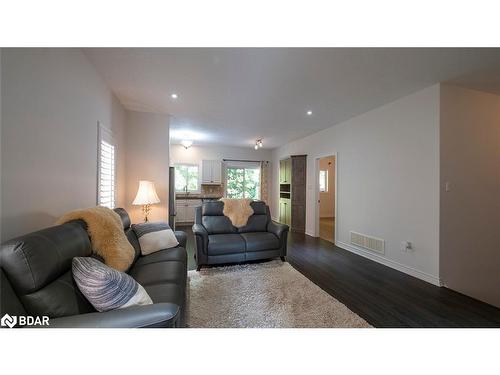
left=171, top=93, right=178, bottom=99
left=181, top=140, right=193, bottom=149
left=306, top=110, right=313, bottom=116
left=255, top=139, right=263, bottom=150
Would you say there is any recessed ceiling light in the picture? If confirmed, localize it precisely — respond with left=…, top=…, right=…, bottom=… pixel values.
left=306, top=110, right=313, bottom=116
left=171, top=93, right=178, bottom=99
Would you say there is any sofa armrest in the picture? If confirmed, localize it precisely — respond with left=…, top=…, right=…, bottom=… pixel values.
left=267, top=221, right=289, bottom=239
left=174, top=231, right=187, bottom=249
left=40, top=303, right=180, bottom=328
left=192, top=224, right=209, bottom=265
left=192, top=224, right=208, bottom=242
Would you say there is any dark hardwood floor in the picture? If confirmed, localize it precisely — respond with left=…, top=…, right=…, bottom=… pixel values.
left=177, top=225, right=500, bottom=328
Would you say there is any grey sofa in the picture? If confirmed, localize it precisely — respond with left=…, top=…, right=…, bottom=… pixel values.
left=192, top=201, right=289, bottom=270
left=0, top=208, right=187, bottom=328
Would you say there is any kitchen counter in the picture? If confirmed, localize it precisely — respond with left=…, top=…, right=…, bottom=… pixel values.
left=176, top=194, right=222, bottom=200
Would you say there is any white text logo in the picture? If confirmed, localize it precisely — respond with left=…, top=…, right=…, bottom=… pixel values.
left=1, top=313, right=49, bottom=328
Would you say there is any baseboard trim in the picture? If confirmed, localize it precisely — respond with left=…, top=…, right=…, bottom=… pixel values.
left=305, top=230, right=316, bottom=237
left=335, top=240, right=442, bottom=287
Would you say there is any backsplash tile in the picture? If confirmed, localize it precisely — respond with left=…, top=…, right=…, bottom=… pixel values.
left=201, top=184, right=224, bottom=196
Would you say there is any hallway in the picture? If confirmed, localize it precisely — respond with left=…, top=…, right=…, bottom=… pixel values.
left=319, top=217, right=335, bottom=243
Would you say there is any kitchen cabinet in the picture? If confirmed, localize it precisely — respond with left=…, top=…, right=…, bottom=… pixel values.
left=279, top=158, right=291, bottom=183
left=176, top=199, right=202, bottom=223
left=278, top=155, right=306, bottom=232
left=202, top=160, right=222, bottom=184
left=279, top=198, right=291, bottom=226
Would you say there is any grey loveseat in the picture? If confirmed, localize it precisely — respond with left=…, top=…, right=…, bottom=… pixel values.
left=192, top=201, right=289, bottom=270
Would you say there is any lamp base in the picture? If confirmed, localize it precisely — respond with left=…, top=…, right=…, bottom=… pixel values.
left=142, top=204, right=152, bottom=222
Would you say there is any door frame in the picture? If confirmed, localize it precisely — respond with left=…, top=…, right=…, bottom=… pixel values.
left=314, top=153, right=338, bottom=243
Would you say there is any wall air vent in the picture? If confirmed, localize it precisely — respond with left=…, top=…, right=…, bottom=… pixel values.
left=350, top=231, right=385, bottom=254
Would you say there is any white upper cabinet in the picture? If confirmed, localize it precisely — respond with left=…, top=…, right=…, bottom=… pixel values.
left=201, top=160, right=222, bottom=184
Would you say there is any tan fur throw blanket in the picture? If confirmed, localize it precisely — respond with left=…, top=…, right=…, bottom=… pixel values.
left=220, top=198, right=254, bottom=228
left=56, top=206, right=135, bottom=272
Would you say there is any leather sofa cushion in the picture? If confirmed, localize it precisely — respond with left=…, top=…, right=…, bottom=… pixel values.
left=125, top=228, right=142, bottom=262
left=114, top=208, right=131, bottom=230
left=237, top=214, right=268, bottom=233
left=144, top=283, right=184, bottom=307
left=237, top=201, right=270, bottom=232
left=0, top=269, right=27, bottom=317
left=202, top=201, right=225, bottom=216
left=240, top=232, right=280, bottom=252
left=207, top=234, right=246, bottom=255
left=129, top=260, right=186, bottom=286
left=126, top=245, right=188, bottom=325
left=202, top=216, right=236, bottom=234
left=1, top=220, right=91, bottom=295
left=133, top=247, right=187, bottom=267
left=22, top=270, right=95, bottom=318
left=250, top=201, right=267, bottom=215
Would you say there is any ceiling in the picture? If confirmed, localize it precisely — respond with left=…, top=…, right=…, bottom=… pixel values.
left=84, top=48, right=500, bottom=149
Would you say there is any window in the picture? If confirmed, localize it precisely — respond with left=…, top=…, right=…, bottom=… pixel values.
left=319, top=170, right=328, bottom=192
left=225, top=162, right=261, bottom=199
left=175, top=164, right=199, bottom=193
left=98, top=124, right=116, bottom=208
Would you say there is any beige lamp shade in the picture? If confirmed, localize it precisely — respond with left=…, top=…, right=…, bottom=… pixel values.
left=132, top=180, right=161, bottom=205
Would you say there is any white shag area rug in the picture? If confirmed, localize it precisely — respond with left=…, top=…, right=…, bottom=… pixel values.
left=187, top=260, right=371, bottom=328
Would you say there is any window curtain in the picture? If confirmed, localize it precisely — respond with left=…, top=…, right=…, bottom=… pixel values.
left=260, top=161, right=271, bottom=204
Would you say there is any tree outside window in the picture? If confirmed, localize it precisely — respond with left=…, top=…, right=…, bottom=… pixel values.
left=226, top=167, right=260, bottom=199
left=175, top=164, right=199, bottom=192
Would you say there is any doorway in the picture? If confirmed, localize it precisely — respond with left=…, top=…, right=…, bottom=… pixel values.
left=316, top=155, right=336, bottom=243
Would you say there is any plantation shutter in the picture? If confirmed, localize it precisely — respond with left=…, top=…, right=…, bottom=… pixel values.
left=97, top=123, right=116, bottom=209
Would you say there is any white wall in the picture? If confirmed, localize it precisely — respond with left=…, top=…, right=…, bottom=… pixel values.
left=170, top=143, right=272, bottom=166
left=272, top=85, right=441, bottom=285
left=1, top=49, right=127, bottom=240
left=125, top=111, right=170, bottom=224
left=440, top=85, right=500, bottom=308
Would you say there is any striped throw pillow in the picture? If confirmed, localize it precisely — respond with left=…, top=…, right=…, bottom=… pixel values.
left=132, top=222, right=179, bottom=255
left=72, top=257, right=153, bottom=312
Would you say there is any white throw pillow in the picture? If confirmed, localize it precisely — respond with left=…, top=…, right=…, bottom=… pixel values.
left=132, top=222, right=179, bottom=255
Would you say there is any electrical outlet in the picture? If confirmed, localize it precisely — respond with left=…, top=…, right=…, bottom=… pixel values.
left=401, top=241, right=413, bottom=252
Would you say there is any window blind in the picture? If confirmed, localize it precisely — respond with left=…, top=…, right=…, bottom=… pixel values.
left=98, top=124, right=116, bottom=209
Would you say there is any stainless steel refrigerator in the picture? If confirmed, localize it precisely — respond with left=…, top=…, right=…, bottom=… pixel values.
left=168, top=167, right=176, bottom=230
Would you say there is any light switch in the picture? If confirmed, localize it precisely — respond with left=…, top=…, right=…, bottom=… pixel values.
left=445, top=182, right=451, bottom=192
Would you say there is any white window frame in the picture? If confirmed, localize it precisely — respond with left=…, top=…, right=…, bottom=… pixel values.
left=319, top=170, right=328, bottom=192
left=174, top=163, right=200, bottom=193
left=97, top=123, right=116, bottom=208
